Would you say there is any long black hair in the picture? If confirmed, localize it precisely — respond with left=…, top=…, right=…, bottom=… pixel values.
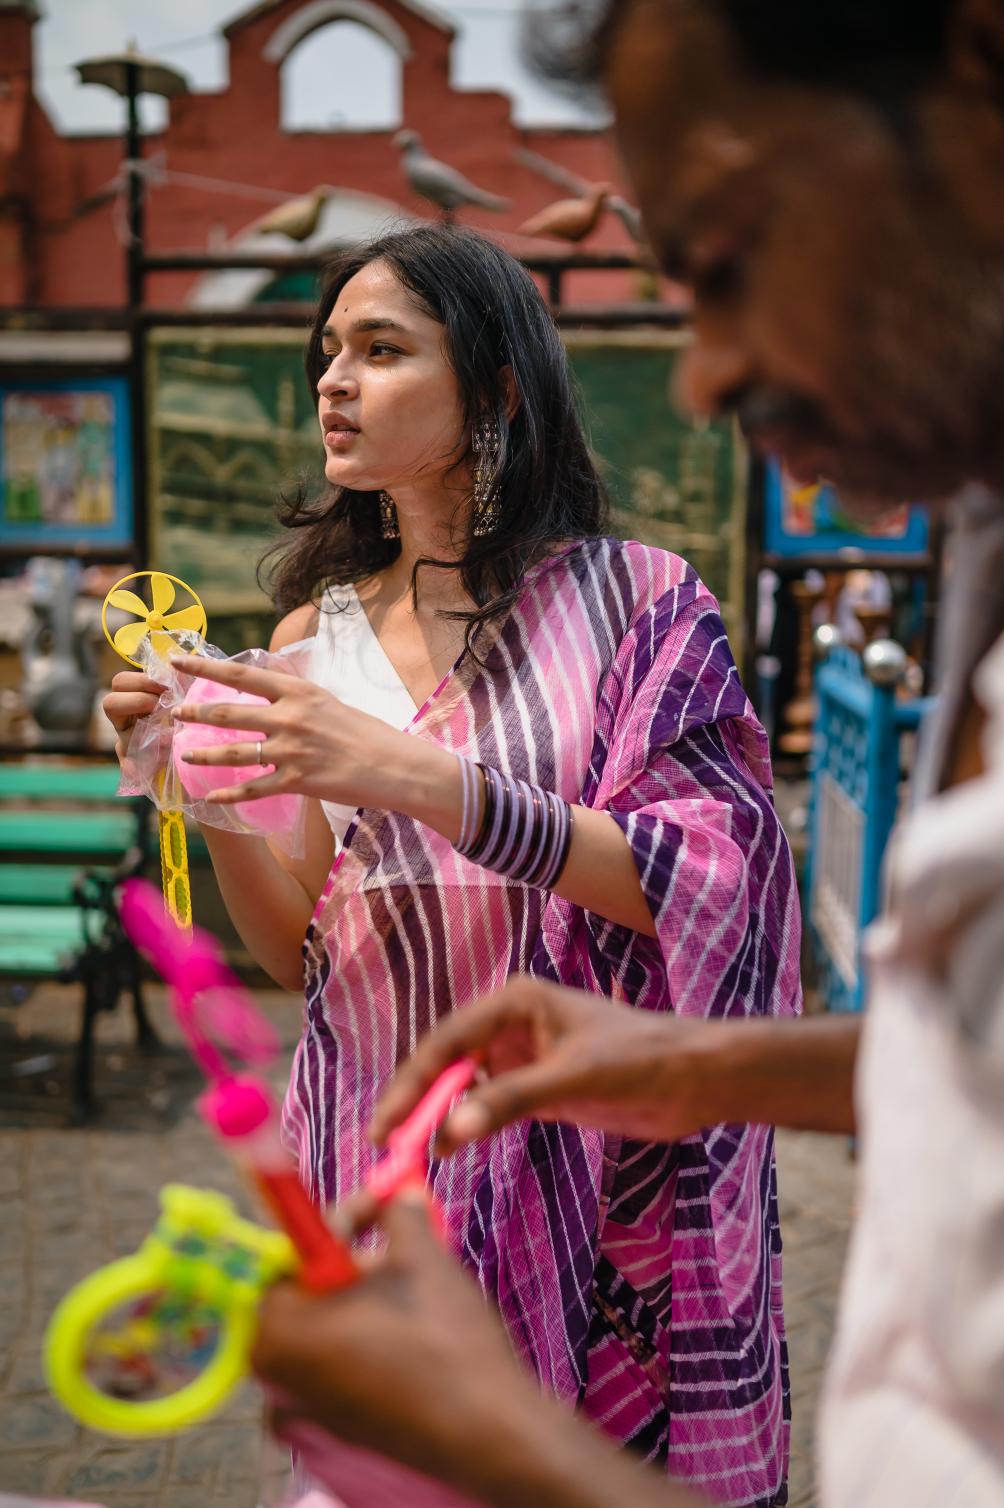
left=261, top=224, right=608, bottom=641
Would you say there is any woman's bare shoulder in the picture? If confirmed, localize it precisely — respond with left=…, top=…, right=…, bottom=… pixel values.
left=269, top=601, right=321, bottom=652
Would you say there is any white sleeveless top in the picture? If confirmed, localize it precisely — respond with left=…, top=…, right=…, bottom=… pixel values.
left=306, top=583, right=418, bottom=847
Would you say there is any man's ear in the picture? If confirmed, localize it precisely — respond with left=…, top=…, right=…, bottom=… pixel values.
left=499, top=365, right=521, bottom=423
left=948, top=0, right=1004, bottom=100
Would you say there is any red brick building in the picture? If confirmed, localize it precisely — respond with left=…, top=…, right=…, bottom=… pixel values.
left=0, top=0, right=640, bottom=310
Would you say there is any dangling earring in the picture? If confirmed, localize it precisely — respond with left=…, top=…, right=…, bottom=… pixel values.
left=471, top=417, right=502, bottom=538
left=378, top=491, right=399, bottom=540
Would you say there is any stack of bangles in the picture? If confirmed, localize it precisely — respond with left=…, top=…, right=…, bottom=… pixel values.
left=454, top=757, right=574, bottom=890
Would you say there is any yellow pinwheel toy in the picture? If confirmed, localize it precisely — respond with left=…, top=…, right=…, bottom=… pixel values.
left=102, top=570, right=209, bottom=927
left=102, top=570, right=207, bottom=667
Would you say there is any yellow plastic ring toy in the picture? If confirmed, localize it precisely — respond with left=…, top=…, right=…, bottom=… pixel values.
left=44, top=1186, right=295, bottom=1437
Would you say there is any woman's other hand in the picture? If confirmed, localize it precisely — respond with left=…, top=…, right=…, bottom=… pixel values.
left=102, top=670, right=167, bottom=764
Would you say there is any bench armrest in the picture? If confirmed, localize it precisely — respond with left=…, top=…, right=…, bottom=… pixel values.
left=71, top=846, right=146, bottom=943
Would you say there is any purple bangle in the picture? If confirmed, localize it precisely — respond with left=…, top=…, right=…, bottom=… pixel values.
left=476, top=765, right=506, bottom=869
left=539, top=793, right=573, bottom=889
left=480, top=765, right=508, bottom=868
left=456, top=755, right=482, bottom=851
left=514, top=785, right=549, bottom=884
left=507, top=779, right=536, bottom=878
left=454, top=760, right=574, bottom=891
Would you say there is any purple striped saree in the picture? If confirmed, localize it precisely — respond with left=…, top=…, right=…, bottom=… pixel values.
left=282, top=538, right=801, bottom=1507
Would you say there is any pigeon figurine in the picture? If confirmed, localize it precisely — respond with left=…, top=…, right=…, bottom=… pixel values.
left=518, top=182, right=611, bottom=243
left=256, top=187, right=329, bottom=242
left=393, top=130, right=510, bottom=217
left=515, top=146, right=647, bottom=243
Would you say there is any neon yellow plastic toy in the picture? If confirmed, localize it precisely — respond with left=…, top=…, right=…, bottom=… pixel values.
left=101, top=570, right=208, bottom=928
left=44, top=1184, right=296, bottom=1437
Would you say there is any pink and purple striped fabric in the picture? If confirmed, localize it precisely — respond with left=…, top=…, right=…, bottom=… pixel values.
left=282, top=539, right=801, bottom=1507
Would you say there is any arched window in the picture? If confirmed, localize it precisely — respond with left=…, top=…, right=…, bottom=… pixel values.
left=280, top=20, right=402, bottom=132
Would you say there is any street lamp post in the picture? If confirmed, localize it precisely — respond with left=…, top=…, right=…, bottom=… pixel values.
left=74, top=45, right=189, bottom=566
left=124, top=54, right=144, bottom=313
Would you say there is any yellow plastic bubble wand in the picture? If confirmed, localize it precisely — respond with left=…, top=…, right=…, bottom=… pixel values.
left=44, top=1183, right=296, bottom=1437
left=101, top=570, right=207, bottom=928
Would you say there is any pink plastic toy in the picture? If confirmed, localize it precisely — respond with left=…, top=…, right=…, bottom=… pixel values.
left=368, top=1057, right=478, bottom=1203
left=120, top=877, right=356, bottom=1290
left=172, top=676, right=300, bottom=832
left=118, top=880, right=481, bottom=1508
left=118, top=880, right=477, bottom=1267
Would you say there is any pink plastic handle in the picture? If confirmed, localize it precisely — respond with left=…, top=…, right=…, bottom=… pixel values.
left=119, top=878, right=279, bottom=1081
left=119, top=878, right=359, bottom=1291
left=119, top=877, right=231, bottom=998
left=121, top=879, right=476, bottom=1237
left=367, top=1057, right=478, bottom=1203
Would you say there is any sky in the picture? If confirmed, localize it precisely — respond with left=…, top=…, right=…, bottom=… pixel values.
left=34, top=0, right=602, bottom=135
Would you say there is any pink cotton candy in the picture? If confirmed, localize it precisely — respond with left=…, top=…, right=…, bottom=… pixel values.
left=173, top=676, right=299, bottom=833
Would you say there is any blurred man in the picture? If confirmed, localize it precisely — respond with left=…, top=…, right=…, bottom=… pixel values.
left=254, top=2, right=1004, bottom=1503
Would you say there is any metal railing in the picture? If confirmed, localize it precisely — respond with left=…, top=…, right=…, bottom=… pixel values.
left=806, top=636, right=934, bottom=1013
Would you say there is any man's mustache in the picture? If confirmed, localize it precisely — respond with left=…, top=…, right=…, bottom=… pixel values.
left=729, top=387, right=833, bottom=451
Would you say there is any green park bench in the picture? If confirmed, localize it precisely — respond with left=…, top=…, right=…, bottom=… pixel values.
left=0, top=761, right=153, bottom=1119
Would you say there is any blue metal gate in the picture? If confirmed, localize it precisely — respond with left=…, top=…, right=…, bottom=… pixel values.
left=806, top=641, right=933, bottom=1013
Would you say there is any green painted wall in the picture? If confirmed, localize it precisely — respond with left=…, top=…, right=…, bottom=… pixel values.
left=147, top=327, right=747, bottom=648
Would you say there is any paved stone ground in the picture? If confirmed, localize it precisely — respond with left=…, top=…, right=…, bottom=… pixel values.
left=0, top=977, right=854, bottom=1508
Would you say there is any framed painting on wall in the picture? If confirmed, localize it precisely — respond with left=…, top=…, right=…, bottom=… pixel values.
left=762, top=461, right=929, bottom=562
left=0, top=377, right=134, bottom=554
left=146, top=328, right=322, bottom=616
left=144, top=326, right=751, bottom=651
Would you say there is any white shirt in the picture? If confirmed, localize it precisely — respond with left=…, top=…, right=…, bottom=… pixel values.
left=306, top=583, right=417, bottom=847
left=820, top=492, right=1004, bottom=1506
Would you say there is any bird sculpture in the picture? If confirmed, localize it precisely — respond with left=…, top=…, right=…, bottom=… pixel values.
left=518, top=182, right=611, bottom=243
left=255, top=187, right=329, bottom=242
left=515, top=147, right=647, bottom=244
left=393, top=130, right=510, bottom=218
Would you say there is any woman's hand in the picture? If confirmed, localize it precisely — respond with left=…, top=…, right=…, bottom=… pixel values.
left=169, top=652, right=458, bottom=823
left=102, top=670, right=167, bottom=763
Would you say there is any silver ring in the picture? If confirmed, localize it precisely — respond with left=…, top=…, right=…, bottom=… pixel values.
left=256, top=741, right=263, bottom=765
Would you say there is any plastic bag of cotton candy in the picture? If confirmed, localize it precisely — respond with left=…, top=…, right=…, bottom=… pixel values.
left=117, top=630, right=310, bottom=860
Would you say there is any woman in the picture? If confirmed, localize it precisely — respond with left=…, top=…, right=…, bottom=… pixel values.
left=105, top=225, right=800, bottom=1508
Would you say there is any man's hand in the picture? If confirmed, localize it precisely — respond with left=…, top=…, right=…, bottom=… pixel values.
left=371, top=980, right=720, bottom=1153
left=371, top=979, right=860, bottom=1152
left=252, top=1189, right=701, bottom=1508
left=252, top=1191, right=529, bottom=1493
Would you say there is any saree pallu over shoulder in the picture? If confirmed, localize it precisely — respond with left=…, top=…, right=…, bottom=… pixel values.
left=281, top=538, right=801, bottom=1508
